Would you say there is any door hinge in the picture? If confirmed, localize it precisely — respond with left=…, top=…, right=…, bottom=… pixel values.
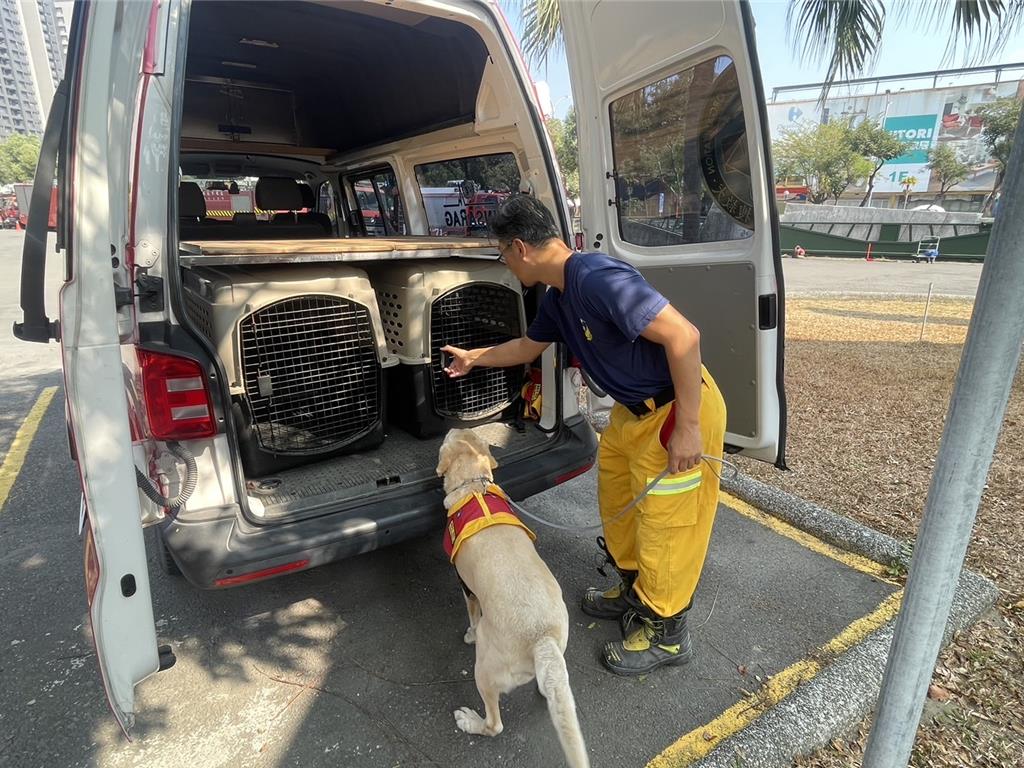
left=114, top=274, right=164, bottom=312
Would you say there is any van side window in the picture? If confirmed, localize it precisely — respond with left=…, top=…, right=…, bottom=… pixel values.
left=609, top=55, right=754, bottom=247
left=348, top=169, right=406, bottom=237
left=414, top=153, right=520, bottom=237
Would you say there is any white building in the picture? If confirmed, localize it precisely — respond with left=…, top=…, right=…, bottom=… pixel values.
left=0, top=0, right=69, bottom=138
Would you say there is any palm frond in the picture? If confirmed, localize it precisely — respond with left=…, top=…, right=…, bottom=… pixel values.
left=788, top=0, right=886, bottom=97
left=944, top=0, right=1024, bottom=64
left=516, top=0, right=563, bottom=67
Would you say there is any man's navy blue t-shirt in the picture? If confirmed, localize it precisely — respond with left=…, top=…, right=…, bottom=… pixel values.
left=526, top=252, right=673, bottom=405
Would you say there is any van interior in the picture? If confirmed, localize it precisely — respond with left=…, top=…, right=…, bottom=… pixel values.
left=173, top=1, right=563, bottom=524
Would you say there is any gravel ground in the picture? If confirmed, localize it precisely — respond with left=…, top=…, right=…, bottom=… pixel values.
left=738, top=295, right=1024, bottom=766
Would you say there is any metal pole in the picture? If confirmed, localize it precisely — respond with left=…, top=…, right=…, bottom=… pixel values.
left=862, top=112, right=1024, bottom=766
left=919, top=282, right=933, bottom=342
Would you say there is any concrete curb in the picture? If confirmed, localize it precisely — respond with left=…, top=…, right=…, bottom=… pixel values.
left=691, top=475, right=1000, bottom=768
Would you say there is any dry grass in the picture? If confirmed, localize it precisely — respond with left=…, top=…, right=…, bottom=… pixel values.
left=737, top=296, right=1024, bottom=766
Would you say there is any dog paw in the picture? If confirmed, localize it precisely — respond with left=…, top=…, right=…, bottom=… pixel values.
left=463, top=627, right=477, bottom=645
left=454, top=707, right=485, bottom=734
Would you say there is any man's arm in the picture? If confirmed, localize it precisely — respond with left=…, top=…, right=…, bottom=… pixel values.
left=640, top=305, right=703, bottom=473
left=441, top=337, right=551, bottom=378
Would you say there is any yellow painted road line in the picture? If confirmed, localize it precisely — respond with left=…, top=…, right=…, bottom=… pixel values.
left=646, top=590, right=904, bottom=768
left=720, top=490, right=897, bottom=584
left=0, top=387, right=58, bottom=513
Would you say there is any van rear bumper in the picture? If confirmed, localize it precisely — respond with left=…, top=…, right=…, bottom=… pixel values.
left=160, top=417, right=598, bottom=588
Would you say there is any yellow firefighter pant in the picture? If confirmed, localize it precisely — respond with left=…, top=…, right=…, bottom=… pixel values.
left=598, top=366, right=727, bottom=618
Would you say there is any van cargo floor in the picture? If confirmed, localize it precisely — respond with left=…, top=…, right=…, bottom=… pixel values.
left=246, top=420, right=551, bottom=520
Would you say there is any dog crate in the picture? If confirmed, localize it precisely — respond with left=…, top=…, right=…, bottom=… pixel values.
left=367, top=259, right=525, bottom=437
left=182, top=264, right=398, bottom=475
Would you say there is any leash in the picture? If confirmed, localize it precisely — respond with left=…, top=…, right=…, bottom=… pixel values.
left=506, top=454, right=739, bottom=534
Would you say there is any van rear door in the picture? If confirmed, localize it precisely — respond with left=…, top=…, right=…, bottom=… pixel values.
left=560, top=0, right=786, bottom=465
left=56, top=0, right=166, bottom=734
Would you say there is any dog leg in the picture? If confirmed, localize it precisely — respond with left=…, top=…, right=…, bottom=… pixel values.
left=454, top=654, right=504, bottom=736
left=463, top=591, right=481, bottom=645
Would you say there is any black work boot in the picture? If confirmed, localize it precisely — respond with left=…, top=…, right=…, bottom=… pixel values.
left=580, top=537, right=636, bottom=621
left=602, top=600, right=693, bottom=676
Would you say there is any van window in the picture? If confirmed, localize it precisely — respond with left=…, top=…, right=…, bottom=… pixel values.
left=609, top=55, right=754, bottom=247
left=348, top=169, right=406, bottom=237
left=414, top=153, right=520, bottom=237
left=182, top=176, right=265, bottom=220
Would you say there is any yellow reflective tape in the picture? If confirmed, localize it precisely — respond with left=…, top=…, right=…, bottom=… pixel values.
left=652, top=470, right=702, bottom=487
left=648, top=480, right=701, bottom=496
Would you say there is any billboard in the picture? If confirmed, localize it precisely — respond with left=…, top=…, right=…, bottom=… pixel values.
left=767, top=77, right=1024, bottom=198
left=872, top=114, right=939, bottom=193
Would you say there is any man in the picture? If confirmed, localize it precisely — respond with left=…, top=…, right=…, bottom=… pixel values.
left=441, top=195, right=727, bottom=676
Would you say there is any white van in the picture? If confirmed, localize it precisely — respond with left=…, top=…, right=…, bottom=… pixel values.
left=16, top=0, right=786, bottom=734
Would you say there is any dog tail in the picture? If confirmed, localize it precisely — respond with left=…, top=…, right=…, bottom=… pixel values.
left=533, top=636, right=590, bottom=768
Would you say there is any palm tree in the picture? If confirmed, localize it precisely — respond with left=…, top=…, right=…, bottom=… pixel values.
left=789, top=0, right=1024, bottom=95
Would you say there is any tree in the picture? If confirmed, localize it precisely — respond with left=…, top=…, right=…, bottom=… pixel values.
left=926, top=145, right=970, bottom=204
left=773, top=120, right=871, bottom=205
left=901, top=175, right=918, bottom=209
left=545, top=109, right=579, bottom=199
left=0, top=134, right=41, bottom=186
left=849, top=119, right=911, bottom=206
left=976, top=97, right=1021, bottom=208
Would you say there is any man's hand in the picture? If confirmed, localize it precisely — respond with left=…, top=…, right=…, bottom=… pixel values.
left=441, top=345, right=475, bottom=378
left=666, top=420, right=703, bottom=474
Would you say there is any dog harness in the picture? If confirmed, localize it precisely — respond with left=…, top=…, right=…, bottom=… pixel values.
left=443, top=484, right=536, bottom=562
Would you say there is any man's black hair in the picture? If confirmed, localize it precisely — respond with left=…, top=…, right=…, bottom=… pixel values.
left=490, top=194, right=559, bottom=245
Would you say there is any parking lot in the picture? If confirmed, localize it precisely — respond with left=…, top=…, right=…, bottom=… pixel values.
left=0, top=231, right=995, bottom=767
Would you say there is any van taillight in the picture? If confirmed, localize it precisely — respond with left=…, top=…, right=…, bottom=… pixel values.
left=138, top=350, right=216, bottom=440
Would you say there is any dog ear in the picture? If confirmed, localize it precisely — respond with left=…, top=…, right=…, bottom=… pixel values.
left=488, top=452, right=498, bottom=470
left=436, top=442, right=453, bottom=476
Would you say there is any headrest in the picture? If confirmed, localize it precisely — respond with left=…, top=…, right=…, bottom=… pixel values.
left=298, top=182, right=315, bottom=209
left=178, top=182, right=206, bottom=218
left=255, top=177, right=303, bottom=211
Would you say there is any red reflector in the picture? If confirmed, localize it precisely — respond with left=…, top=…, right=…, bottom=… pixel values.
left=554, top=459, right=595, bottom=486
left=574, top=233, right=585, bottom=251
left=139, top=350, right=216, bottom=440
left=214, top=559, right=310, bottom=587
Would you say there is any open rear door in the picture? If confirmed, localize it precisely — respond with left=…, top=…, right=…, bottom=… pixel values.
left=52, top=0, right=168, bottom=735
left=560, top=0, right=786, bottom=465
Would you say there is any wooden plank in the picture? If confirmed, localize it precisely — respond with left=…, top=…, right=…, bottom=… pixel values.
left=180, top=236, right=497, bottom=256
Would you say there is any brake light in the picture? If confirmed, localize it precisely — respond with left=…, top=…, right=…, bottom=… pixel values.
left=138, top=350, right=216, bottom=440
left=575, top=233, right=585, bottom=251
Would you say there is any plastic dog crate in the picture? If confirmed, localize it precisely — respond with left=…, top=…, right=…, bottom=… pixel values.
left=182, top=264, right=398, bottom=475
left=367, top=259, right=526, bottom=437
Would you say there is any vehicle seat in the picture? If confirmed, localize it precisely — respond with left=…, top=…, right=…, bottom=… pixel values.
left=255, top=177, right=326, bottom=238
left=179, top=182, right=218, bottom=240
left=298, top=183, right=333, bottom=235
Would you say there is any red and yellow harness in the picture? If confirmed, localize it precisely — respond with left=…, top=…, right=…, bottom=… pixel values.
left=443, top=483, right=536, bottom=562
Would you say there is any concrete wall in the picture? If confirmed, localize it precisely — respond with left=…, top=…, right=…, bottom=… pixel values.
left=780, top=203, right=982, bottom=242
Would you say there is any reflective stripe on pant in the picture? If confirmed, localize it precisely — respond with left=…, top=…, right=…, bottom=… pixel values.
left=597, top=366, right=727, bottom=618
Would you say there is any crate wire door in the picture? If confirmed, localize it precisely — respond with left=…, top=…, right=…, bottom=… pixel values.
left=429, top=283, right=523, bottom=419
left=240, top=295, right=381, bottom=454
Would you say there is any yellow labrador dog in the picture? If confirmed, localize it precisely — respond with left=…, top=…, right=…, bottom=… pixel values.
left=436, top=429, right=589, bottom=768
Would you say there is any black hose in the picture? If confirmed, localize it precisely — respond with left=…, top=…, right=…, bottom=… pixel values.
left=134, top=441, right=198, bottom=514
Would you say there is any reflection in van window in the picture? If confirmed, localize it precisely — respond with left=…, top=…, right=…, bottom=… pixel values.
left=609, top=55, right=754, bottom=247
left=349, top=169, right=406, bottom=237
left=414, top=153, right=520, bottom=237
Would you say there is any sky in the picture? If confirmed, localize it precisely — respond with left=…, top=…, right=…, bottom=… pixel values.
left=506, top=1, right=1024, bottom=118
